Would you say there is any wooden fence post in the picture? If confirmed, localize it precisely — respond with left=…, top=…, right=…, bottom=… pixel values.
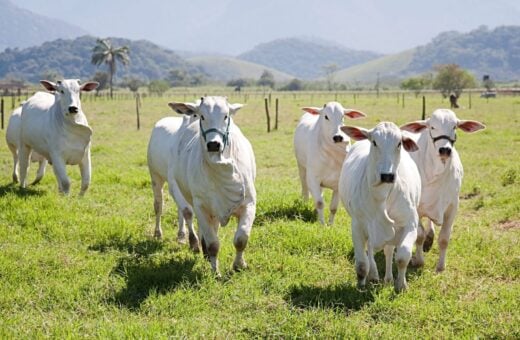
left=264, top=97, right=270, bottom=133
left=422, top=96, right=426, bottom=120
left=136, top=93, right=141, bottom=130
left=275, top=98, right=279, bottom=130
left=11, top=95, right=15, bottom=109
left=402, top=93, right=405, bottom=108
left=1, top=98, right=4, bottom=130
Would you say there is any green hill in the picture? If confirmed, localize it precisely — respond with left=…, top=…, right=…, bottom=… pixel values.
left=334, top=49, right=416, bottom=85
left=238, top=37, right=382, bottom=79
left=187, top=56, right=293, bottom=82
left=335, top=25, right=520, bottom=84
left=0, top=36, right=194, bottom=83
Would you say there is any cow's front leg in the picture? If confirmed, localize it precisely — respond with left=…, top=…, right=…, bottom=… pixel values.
left=307, top=176, right=325, bottom=225
left=32, top=158, right=48, bottom=185
left=436, top=205, right=457, bottom=273
left=233, top=202, right=256, bottom=271
left=78, top=149, right=91, bottom=196
left=194, top=202, right=220, bottom=276
left=394, top=224, right=417, bottom=292
left=328, top=189, right=340, bottom=225
left=383, top=244, right=394, bottom=284
left=351, top=220, right=369, bottom=288
left=51, top=156, right=70, bottom=194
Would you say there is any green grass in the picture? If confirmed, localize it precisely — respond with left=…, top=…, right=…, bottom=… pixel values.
left=0, top=91, right=519, bottom=338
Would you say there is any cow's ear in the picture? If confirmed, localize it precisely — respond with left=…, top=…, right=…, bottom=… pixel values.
left=229, top=103, right=244, bottom=115
left=400, top=120, right=428, bottom=133
left=344, top=109, right=366, bottom=119
left=457, top=120, right=485, bottom=133
left=80, top=82, right=99, bottom=92
left=402, top=136, right=419, bottom=152
left=40, top=80, right=57, bottom=92
left=168, top=102, right=199, bottom=115
left=340, top=126, right=370, bottom=141
left=302, top=107, right=321, bottom=115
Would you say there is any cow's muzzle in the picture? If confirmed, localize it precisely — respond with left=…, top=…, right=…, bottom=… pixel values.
left=333, top=135, right=344, bottom=143
left=380, top=173, right=395, bottom=183
left=207, top=141, right=221, bottom=152
left=439, top=147, right=452, bottom=157
left=68, top=106, right=79, bottom=114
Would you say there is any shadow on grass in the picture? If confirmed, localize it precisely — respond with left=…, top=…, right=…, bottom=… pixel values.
left=110, top=255, right=202, bottom=310
left=255, top=199, right=317, bottom=225
left=89, top=234, right=164, bottom=257
left=0, top=183, right=45, bottom=198
left=286, top=282, right=377, bottom=312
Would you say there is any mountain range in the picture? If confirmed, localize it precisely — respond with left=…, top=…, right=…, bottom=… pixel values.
left=0, top=0, right=87, bottom=51
left=2, top=0, right=520, bottom=84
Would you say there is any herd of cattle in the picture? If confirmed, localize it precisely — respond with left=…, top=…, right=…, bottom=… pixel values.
left=5, top=79, right=486, bottom=292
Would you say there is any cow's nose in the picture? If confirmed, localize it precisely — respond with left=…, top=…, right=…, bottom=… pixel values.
left=68, top=106, right=78, bottom=114
left=333, top=135, right=344, bottom=143
left=439, top=147, right=452, bottom=157
left=207, top=141, right=221, bottom=152
left=380, top=173, right=395, bottom=183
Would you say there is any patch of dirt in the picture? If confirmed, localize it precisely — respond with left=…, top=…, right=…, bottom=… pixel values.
left=498, top=220, right=520, bottom=231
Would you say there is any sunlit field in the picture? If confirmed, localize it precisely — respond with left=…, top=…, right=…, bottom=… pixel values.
left=0, top=89, right=518, bottom=337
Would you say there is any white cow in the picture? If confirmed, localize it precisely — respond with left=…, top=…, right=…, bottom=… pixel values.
left=400, top=109, right=485, bottom=272
left=294, top=102, right=366, bottom=225
left=168, top=96, right=256, bottom=275
left=147, top=109, right=199, bottom=252
left=6, top=106, right=48, bottom=184
left=19, top=79, right=98, bottom=195
left=339, top=122, right=421, bottom=292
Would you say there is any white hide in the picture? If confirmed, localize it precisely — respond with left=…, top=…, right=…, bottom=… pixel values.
left=401, top=109, right=485, bottom=272
left=19, top=79, right=98, bottom=195
left=6, top=106, right=48, bottom=184
left=167, top=96, right=256, bottom=275
left=147, top=113, right=199, bottom=251
left=339, top=122, right=421, bottom=292
left=293, top=101, right=366, bottom=225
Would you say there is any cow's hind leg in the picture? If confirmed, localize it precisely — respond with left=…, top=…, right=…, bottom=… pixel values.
left=18, top=144, right=32, bottom=189
left=150, top=172, right=165, bottom=239
left=8, top=143, right=19, bottom=183
left=297, top=164, right=309, bottom=201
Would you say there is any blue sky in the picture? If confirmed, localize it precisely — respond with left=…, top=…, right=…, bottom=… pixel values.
left=14, top=0, right=520, bottom=54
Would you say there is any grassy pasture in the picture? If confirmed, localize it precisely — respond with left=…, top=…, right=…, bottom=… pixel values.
left=0, top=90, right=518, bottom=338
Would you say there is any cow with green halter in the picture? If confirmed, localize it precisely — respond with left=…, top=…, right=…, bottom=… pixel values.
left=152, top=96, right=257, bottom=276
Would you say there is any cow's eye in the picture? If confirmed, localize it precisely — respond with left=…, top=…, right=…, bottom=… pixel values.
left=200, top=115, right=205, bottom=121
left=372, top=141, right=377, bottom=147
left=397, top=142, right=402, bottom=148
left=431, top=126, right=435, bottom=130
left=60, top=90, right=64, bottom=94
left=325, top=115, right=329, bottom=120
left=224, top=115, right=228, bottom=120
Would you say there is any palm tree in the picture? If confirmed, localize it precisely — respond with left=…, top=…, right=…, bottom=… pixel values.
left=91, top=38, right=130, bottom=99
